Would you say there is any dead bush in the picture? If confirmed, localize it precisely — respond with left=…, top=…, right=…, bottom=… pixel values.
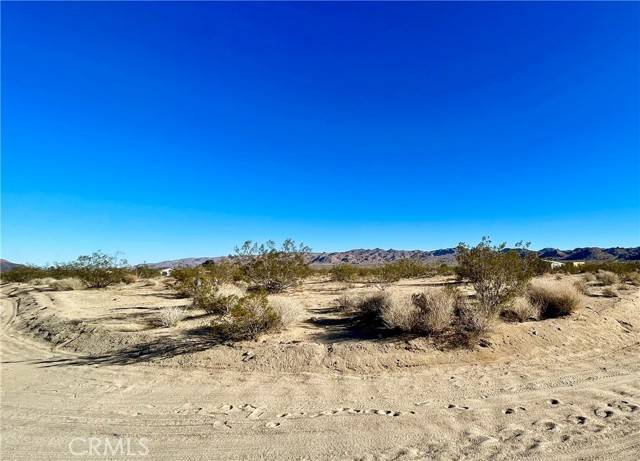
left=410, top=288, right=455, bottom=333
left=267, top=296, right=303, bottom=327
left=602, top=287, right=618, bottom=298
left=157, top=306, right=186, bottom=328
left=334, top=295, right=359, bottom=312
left=622, top=271, right=640, bottom=286
left=379, top=293, right=416, bottom=332
left=456, top=304, right=494, bottom=344
left=528, top=280, right=583, bottom=319
left=31, top=277, right=57, bottom=286
left=573, top=279, right=590, bottom=296
left=583, top=272, right=597, bottom=282
left=502, top=297, right=540, bottom=322
left=50, top=278, right=85, bottom=291
left=596, top=270, right=619, bottom=286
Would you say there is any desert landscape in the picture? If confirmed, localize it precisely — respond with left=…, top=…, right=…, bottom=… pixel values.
left=1, top=251, right=639, bottom=460
left=3, top=2, right=639, bottom=460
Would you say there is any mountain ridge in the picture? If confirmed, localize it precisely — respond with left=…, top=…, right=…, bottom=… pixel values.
left=146, top=246, right=640, bottom=269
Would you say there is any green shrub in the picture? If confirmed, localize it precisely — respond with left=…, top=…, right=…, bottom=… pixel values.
left=192, top=279, right=239, bottom=315
left=134, top=265, right=161, bottom=279
left=201, top=260, right=244, bottom=283
left=171, top=266, right=207, bottom=297
left=455, top=238, right=538, bottom=313
left=60, top=251, right=129, bottom=288
left=234, top=239, right=311, bottom=293
left=1, top=265, right=47, bottom=283
left=213, top=293, right=282, bottom=340
left=330, top=264, right=358, bottom=282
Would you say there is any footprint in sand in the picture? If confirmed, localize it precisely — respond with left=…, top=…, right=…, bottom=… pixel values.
left=265, top=421, right=280, bottom=428
left=594, top=408, right=615, bottom=418
left=447, top=404, right=470, bottom=410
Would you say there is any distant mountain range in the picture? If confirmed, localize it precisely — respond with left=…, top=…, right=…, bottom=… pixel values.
left=1, top=247, right=637, bottom=273
left=146, top=246, right=640, bottom=269
left=0, top=259, right=25, bottom=273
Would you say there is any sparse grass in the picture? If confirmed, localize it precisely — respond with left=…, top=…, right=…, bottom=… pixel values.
left=596, top=270, right=619, bottom=286
left=50, top=278, right=85, bottom=291
left=157, top=306, right=187, bottom=328
left=602, top=287, right=618, bottom=298
left=528, top=280, right=583, bottom=319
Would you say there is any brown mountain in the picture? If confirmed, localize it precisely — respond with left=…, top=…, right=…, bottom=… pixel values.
left=148, top=246, right=639, bottom=268
left=0, top=259, right=25, bottom=273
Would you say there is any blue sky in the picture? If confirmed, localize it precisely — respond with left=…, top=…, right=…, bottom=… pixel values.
left=2, top=2, right=639, bottom=265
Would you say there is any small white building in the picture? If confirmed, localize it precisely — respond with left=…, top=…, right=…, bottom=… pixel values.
left=160, top=268, right=173, bottom=277
left=543, top=260, right=565, bottom=269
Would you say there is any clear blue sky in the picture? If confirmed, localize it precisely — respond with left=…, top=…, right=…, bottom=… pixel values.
left=2, top=2, right=639, bottom=265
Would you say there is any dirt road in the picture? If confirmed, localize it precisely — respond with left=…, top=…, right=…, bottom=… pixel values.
left=2, top=283, right=639, bottom=460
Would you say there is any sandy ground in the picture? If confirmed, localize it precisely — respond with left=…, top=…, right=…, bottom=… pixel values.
left=1, top=275, right=639, bottom=460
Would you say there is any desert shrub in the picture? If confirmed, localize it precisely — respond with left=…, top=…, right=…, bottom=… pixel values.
left=134, top=265, right=160, bottom=279
left=267, top=296, right=302, bottom=327
left=213, top=293, right=281, bottom=340
left=410, top=288, right=455, bottom=333
left=157, top=306, right=186, bottom=328
left=602, top=287, right=618, bottom=298
left=334, top=294, right=359, bottom=312
left=621, top=271, right=640, bottom=286
left=378, top=293, right=416, bottom=331
left=596, top=270, right=619, bottom=286
left=527, top=280, right=583, bottom=319
left=383, top=260, right=433, bottom=280
left=352, top=288, right=455, bottom=334
left=192, top=279, right=239, bottom=315
left=64, top=251, right=129, bottom=288
left=1, top=265, right=48, bottom=283
left=201, top=259, right=244, bottom=283
left=502, top=297, right=540, bottom=322
left=573, top=279, right=590, bottom=296
left=234, top=239, right=311, bottom=293
left=50, top=277, right=85, bottom=291
left=120, top=272, right=138, bottom=284
left=456, top=238, right=539, bottom=313
left=456, top=304, right=494, bottom=343
left=217, top=283, right=246, bottom=298
left=352, top=292, right=390, bottom=320
left=171, top=266, right=208, bottom=297
left=330, top=264, right=358, bottom=282
left=583, top=272, right=597, bottom=282
left=31, top=277, right=57, bottom=286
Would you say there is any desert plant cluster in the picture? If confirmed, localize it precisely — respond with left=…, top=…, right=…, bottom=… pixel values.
left=3, top=238, right=638, bottom=347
